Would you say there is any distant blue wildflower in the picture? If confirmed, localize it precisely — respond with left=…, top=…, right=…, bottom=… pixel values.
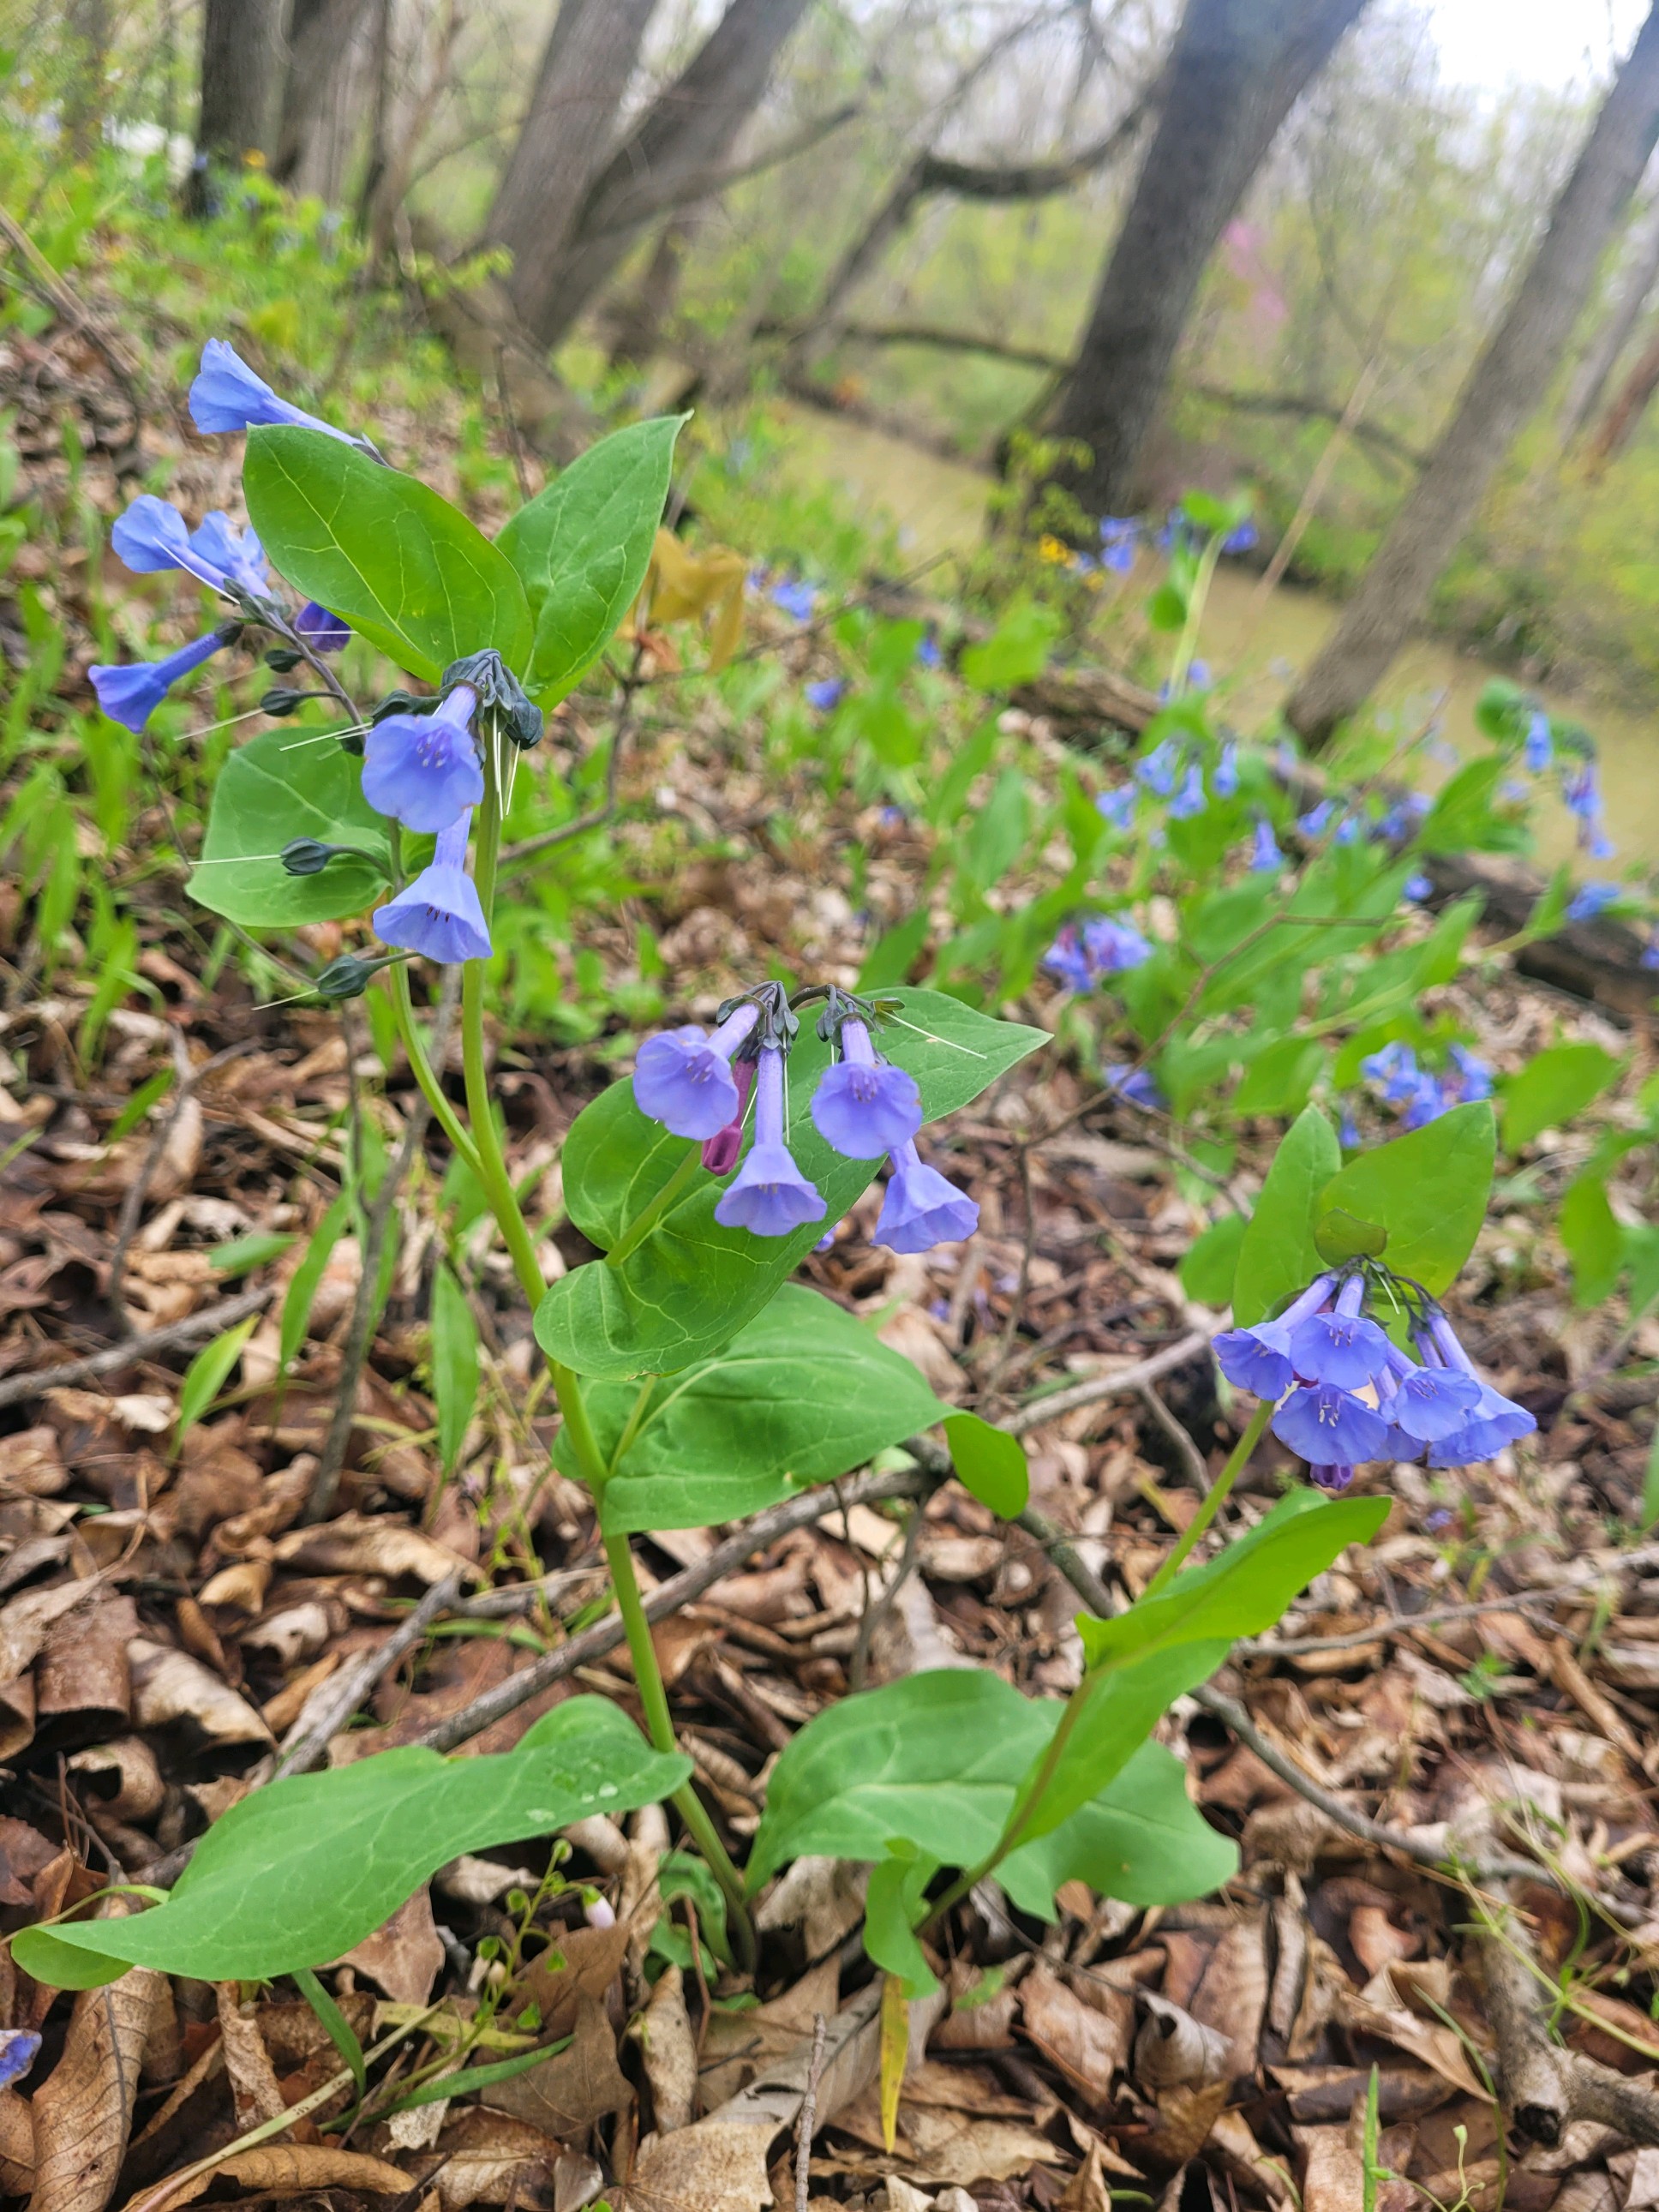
left=1398, top=1071, right=1448, bottom=1130
left=770, top=578, right=816, bottom=620
left=1566, top=881, right=1620, bottom=922
left=373, top=812, right=490, bottom=963
left=296, top=602, right=350, bottom=652
left=1104, top=1063, right=1165, bottom=1111
left=634, top=1001, right=760, bottom=1142
left=1500, top=778, right=1529, bottom=804
left=1403, top=872, right=1433, bottom=902
left=189, top=338, right=353, bottom=442
left=1135, top=740, right=1179, bottom=796
left=1642, top=928, right=1659, bottom=972
left=1213, top=741, right=1239, bottom=799
left=89, top=628, right=233, bottom=731
left=1082, top=916, right=1153, bottom=973
left=812, top=1016, right=922, bottom=1160
left=1339, top=1109, right=1361, bottom=1150
left=1188, top=659, right=1212, bottom=691
left=875, top=1141, right=978, bottom=1253
left=1297, top=800, right=1334, bottom=837
left=362, top=685, right=483, bottom=832
left=804, top=677, right=845, bottom=712
left=1249, top=818, right=1283, bottom=872
left=1168, top=764, right=1207, bottom=819
left=1273, top=739, right=1298, bottom=781
left=714, top=1046, right=825, bottom=1237
left=1096, top=786, right=1136, bottom=831
left=1221, top=519, right=1258, bottom=555
left=914, top=633, right=942, bottom=668
left=1446, top=1045, right=1492, bottom=1102
left=1042, top=929, right=1094, bottom=992
left=1333, top=814, right=1360, bottom=845
left=1524, top=711, right=1552, bottom=772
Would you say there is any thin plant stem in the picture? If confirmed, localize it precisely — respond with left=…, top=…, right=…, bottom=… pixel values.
left=1168, top=531, right=1224, bottom=698
left=606, top=1142, right=702, bottom=1266
left=1140, top=1398, right=1273, bottom=1598
left=388, top=962, right=482, bottom=1179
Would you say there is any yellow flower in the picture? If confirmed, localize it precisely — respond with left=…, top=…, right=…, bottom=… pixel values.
left=1037, top=534, right=1069, bottom=565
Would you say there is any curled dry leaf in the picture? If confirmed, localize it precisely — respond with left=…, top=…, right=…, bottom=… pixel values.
left=516, top=1918, right=631, bottom=2042
left=66, top=1738, right=165, bottom=1824
left=273, top=1512, right=470, bottom=1586
left=38, top=1598, right=137, bottom=1738
left=127, top=1640, right=273, bottom=1747
left=1293, top=2123, right=1370, bottom=2212
left=0, top=1578, right=103, bottom=1689
left=1132, top=1994, right=1231, bottom=2091
left=0, top=1428, right=68, bottom=1498
left=482, top=1996, right=630, bottom=2138
left=639, top=1963, right=697, bottom=2133
left=333, top=1886, right=444, bottom=2007
left=195, top=1560, right=270, bottom=1614
left=435, top=1855, right=540, bottom=1906
left=0, top=2086, right=34, bottom=2195
left=415, top=2109, right=564, bottom=2211
left=214, top=1986, right=284, bottom=2131
left=28, top=1939, right=162, bottom=2212
left=1020, top=1964, right=1130, bottom=2101
left=121, top=2143, right=410, bottom=2212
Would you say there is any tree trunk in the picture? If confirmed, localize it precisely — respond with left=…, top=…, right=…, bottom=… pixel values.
left=1559, top=195, right=1659, bottom=446
left=1584, top=314, right=1659, bottom=467
left=603, top=213, right=702, bottom=365
left=483, top=0, right=662, bottom=339
left=271, top=0, right=375, bottom=189
left=514, top=0, right=815, bottom=353
left=1046, top=0, right=1369, bottom=518
left=62, top=0, right=113, bottom=163
left=188, top=0, right=283, bottom=211
left=1286, top=1, right=1659, bottom=745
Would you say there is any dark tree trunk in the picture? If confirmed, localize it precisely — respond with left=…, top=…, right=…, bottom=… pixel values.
left=603, top=213, right=702, bottom=365
left=483, top=0, right=662, bottom=339
left=63, top=0, right=113, bottom=163
left=188, top=0, right=283, bottom=212
left=1287, top=1, right=1659, bottom=744
left=514, top=0, right=815, bottom=353
left=271, top=0, right=375, bottom=189
left=1046, top=0, right=1369, bottom=517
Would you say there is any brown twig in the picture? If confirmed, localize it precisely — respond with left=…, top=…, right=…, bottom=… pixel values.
left=794, top=2011, right=828, bottom=2212
left=105, top=1037, right=257, bottom=1330
left=0, top=1283, right=276, bottom=1412
left=1003, top=1329, right=1211, bottom=1434
left=1138, top=1381, right=1212, bottom=1494
left=271, top=1570, right=466, bottom=1780
left=494, top=342, right=533, bottom=501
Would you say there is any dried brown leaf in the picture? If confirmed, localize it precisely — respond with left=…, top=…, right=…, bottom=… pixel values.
left=334, top=1886, right=443, bottom=2006
left=66, top=1738, right=164, bottom=1825
left=483, top=1997, right=631, bottom=2137
left=1020, top=1964, right=1129, bottom=2100
left=214, top=1987, right=284, bottom=2130
left=415, top=2108, right=564, bottom=2209
left=28, top=1957, right=162, bottom=2212
left=127, top=1640, right=272, bottom=1747
left=0, top=2087, right=35, bottom=2195
left=123, top=2143, right=410, bottom=2212
left=639, top=1967, right=696, bottom=2134
left=272, top=1512, right=469, bottom=1585
left=1132, top=1994, right=1231, bottom=2091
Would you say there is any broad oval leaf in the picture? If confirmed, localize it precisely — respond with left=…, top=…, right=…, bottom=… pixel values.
left=14, top=1699, right=686, bottom=1988
left=189, top=727, right=389, bottom=927
left=536, top=989, right=1045, bottom=1380
left=1314, top=1100, right=1495, bottom=1296
left=1500, top=1041, right=1621, bottom=1153
left=554, top=1286, right=948, bottom=1531
left=943, top=1412, right=1028, bottom=1518
left=1230, top=1104, right=1340, bottom=1325
left=243, top=427, right=532, bottom=679
left=497, top=415, right=685, bottom=704
left=998, top=1741, right=1238, bottom=1919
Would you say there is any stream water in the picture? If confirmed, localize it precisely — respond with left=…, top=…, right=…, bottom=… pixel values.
left=776, top=405, right=1659, bottom=871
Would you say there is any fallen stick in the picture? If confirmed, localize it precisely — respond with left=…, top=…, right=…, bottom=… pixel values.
left=0, top=1284, right=276, bottom=1412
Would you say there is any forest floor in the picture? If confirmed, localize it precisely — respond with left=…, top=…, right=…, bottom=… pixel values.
left=2, top=306, right=1659, bottom=2212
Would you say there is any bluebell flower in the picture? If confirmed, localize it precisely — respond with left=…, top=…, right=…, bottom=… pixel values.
left=1378, top=1345, right=1481, bottom=1443
left=1446, top=1045, right=1492, bottom=1101
left=1103, top=1063, right=1165, bottom=1111
left=702, top=1057, right=757, bottom=1175
left=1168, top=764, right=1207, bottom=819
left=1135, top=740, right=1179, bottom=797
left=1416, top=1312, right=1537, bottom=1467
left=875, top=1140, right=978, bottom=1253
left=1524, top=711, right=1552, bottom=772
left=1071, top=551, right=1099, bottom=576
left=770, top=578, right=816, bottom=621
left=1398, top=1071, right=1448, bottom=1130
left=1213, top=741, right=1239, bottom=799
left=914, top=633, right=942, bottom=668
left=0, top=2032, right=40, bottom=2091
left=1096, top=786, right=1137, bottom=832
left=634, top=1001, right=761, bottom=1141
left=1214, top=1271, right=1337, bottom=1400
left=714, top=1047, right=825, bottom=1237
left=1273, top=738, right=1297, bottom=781
left=812, top=1016, right=922, bottom=1160
left=361, top=685, right=483, bottom=832
left=804, top=677, right=844, bottom=712
left=1249, top=818, right=1283, bottom=872
left=1042, top=927, right=1095, bottom=992
left=1273, top=1382, right=1392, bottom=1466
left=1221, top=519, right=1258, bottom=555
left=1403, top=872, right=1433, bottom=902
left=89, top=629, right=232, bottom=731
left=1099, top=518, right=1138, bottom=574
left=189, top=338, right=353, bottom=441
left=373, top=812, right=491, bottom=963
left=188, top=510, right=267, bottom=594
left=1361, top=1041, right=1417, bottom=1099
left=1500, top=778, right=1529, bottom=805
left=1308, top=1462, right=1357, bottom=1492
left=1187, top=659, right=1212, bottom=691
left=1333, top=814, right=1360, bottom=845
left=111, top=495, right=267, bottom=597
left=1566, top=881, right=1620, bottom=922
left=1589, top=830, right=1617, bottom=860
left=296, top=601, right=350, bottom=651
left=877, top=804, right=908, bottom=827
left=1339, top=1109, right=1361, bottom=1150
left=1288, top=1275, right=1392, bottom=1389
left=813, top=1226, right=838, bottom=1254
left=1081, top=915, right=1152, bottom=974
left=1297, top=800, right=1334, bottom=837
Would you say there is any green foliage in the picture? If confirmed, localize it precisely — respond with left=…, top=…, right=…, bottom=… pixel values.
left=943, top=1412, right=1030, bottom=1518
left=535, top=990, right=1044, bottom=1379
left=430, top=1261, right=480, bottom=1476
left=1315, top=1104, right=1495, bottom=1293
left=958, top=598, right=1060, bottom=690
left=1501, top=1042, right=1622, bottom=1151
left=14, top=1700, right=687, bottom=1989
left=498, top=416, right=685, bottom=704
left=190, top=726, right=390, bottom=928
left=173, top=1315, right=260, bottom=1449
left=243, top=429, right=533, bottom=679
left=1231, top=1107, right=1343, bottom=1325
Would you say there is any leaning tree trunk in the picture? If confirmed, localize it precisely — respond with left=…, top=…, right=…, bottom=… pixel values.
left=1047, top=0, right=1369, bottom=518
left=517, top=0, right=816, bottom=353
left=1559, top=194, right=1659, bottom=446
left=188, top=0, right=283, bottom=213
left=1286, top=0, right=1659, bottom=745
left=483, top=0, right=662, bottom=343
left=271, top=0, right=376, bottom=189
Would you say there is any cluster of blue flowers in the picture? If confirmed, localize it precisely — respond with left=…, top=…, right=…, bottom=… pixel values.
left=1518, top=710, right=1616, bottom=860
left=1359, top=1040, right=1492, bottom=1131
left=1217, top=1266, right=1536, bottom=1490
left=632, top=986, right=978, bottom=1253
left=1041, top=914, right=1153, bottom=992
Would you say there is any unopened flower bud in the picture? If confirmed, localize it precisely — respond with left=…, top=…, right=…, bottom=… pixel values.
left=265, top=645, right=302, bottom=672
left=313, top=953, right=378, bottom=1002
left=261, top=686, right=306, bottom=716
left=282, top=838, right=338, bottom=876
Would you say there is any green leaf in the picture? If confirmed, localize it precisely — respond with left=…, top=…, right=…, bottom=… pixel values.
left=857, top=908, right=931, bottom=990
left=430, top=1261, right=480, bottom=1476
left=1147, top=581, right=1188, bottom=632
left=174, top=1315, right=259, bottom=1449
left=943, top=1413, right=1028, bottom=1518
left=553, top=1286, right=948, bottom=1530
left=958, top=598, right=1059, bottom=690
left=1179, top=1214, right=1247, bottom=1307
left=189, top=727, right=390, bottom=929
left=293, top=1964, right=366, bottom=2095
left=959, top=768, right=1029, bottom=892
left=243, top=426, right=532, bottom=679
left=1315, top=1101, right=1495, bottom=1294
left=13, top=1699, right=687, bottom=1988
left=497, top=416, right=685, bottom=704
left=998, top=1741, right=1238, bottom=1918
left=210, top=1231, right=296, bottom=1277
left=1643, top=1418, right=1659, bottom=1533
left=1501, top=1042, right=1622, bottom=1152
left=864, top=1847, right=939, bottom=1999
left=1560, top=1174, right=1623, bottom=1307
left=1312, top=1208, right=1389, bottom=1266
left=280, top=1196, right=351, bottom=1379
left=1231, top=1106, right=1340, bottom=1325
left=1231, top=1036, right=1324, bottom=1118
left=536, top=989, right=1045, bottom=1379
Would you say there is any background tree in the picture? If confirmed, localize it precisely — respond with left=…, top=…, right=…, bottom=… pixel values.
left=1286, top=2, right=1659, bottom=743
left=188, top=0, right=284, bottom=213
left=1045, top=0, right=1369, bottom=518
left=1558, top=191, right=1659, bottom=447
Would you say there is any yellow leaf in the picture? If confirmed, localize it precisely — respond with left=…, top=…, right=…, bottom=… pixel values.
left=878, top=1972, right=907, bottom=2154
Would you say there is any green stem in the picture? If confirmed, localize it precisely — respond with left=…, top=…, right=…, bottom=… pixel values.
left=388, top=963, right=482, bottom=1179
left=1169, top=532, right=1224, bottom=699
left=606, top=1142, right=702, bottom=1267
left=1141, top=1397, right=1273, bottom=1599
